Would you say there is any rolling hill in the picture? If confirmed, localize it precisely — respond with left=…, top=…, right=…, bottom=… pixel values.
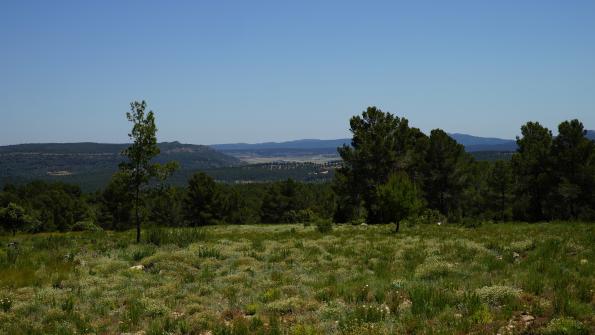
left=0, top=142, right=242, bottom=191
left=447, top=133, right=517, bottom=152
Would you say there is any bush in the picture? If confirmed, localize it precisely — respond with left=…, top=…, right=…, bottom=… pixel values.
left=409, top=284, right=452, bottom=317
left=414, top=257, right=454, bottom=279
left=145, top=227, right=208, bottom=247
left=197, top=246, right=222, bottom=259
left=405, top=208, right=447, bottom=226
left=375, top=172, right=423, bottom=226
left=127, top=245, right=156, bottom=261
left=0, top=297, right=12, bottom=312
left=507, top=239, right=535, bottom=253
left=283, top=209, right=318, bottom=224
left=71, top=220, right=103, bottom=232
left=315, top=218, right=333, bottom=233
left=541, top=317, right=588, bottom=335
left=460, top=217, right=482, bottom=228
left=475, top=285, right=521, bottom=306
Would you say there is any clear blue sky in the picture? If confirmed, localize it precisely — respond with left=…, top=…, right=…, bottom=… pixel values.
left=1, top=1, right=594, bottom=145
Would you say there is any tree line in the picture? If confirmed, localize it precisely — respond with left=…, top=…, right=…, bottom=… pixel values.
left=1, top=103, right=594, bottom=237
left=0, top=175, right=334, bottom=235
left=333, top=107, right=595, bottom=227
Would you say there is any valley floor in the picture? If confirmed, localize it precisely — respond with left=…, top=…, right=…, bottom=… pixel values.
left=0, top=223, right=593, bottom=334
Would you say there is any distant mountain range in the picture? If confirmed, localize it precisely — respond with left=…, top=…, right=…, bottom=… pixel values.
left=211, top=139, right=352, bottom=151
left=448, top=133, right=517, bottom=152
left=212, top=130, right=595, bottom=153
left=211, top=134, right=517, bottom=153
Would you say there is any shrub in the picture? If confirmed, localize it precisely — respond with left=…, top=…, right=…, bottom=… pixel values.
left=6, top=243, right=19, bottom=265
left=541, top=317, right=588, bottom=335
left=128, top=245, right=156, bottom=262
left=145, top=227, right=208, bottom=247
left=460, top=217, right=482, bottom=228
left=198, top=247, right=222, bottom=259
left=244, top=303, right=258, bottom=316
left=61, top=296, right=75, bottom=313
left=409, top=284, right=452, bottom=317
left=403, top=208, right=447, bottom=226
left=260, top=288, right=282, bottom=303
left=0, top=297, right=12, bottom=312
left=339, top=303, right=390, bottom=331
left=468, top=303, right=492, bottom=325
left=266, top=297, right=308, bottom=315
left=414, top=257, right=453, bottom=279
left=122, top=299, right=145, bottom=329
left=315, top=218, right=333, bottom=233
left=283, top=209, right=317, bottom=224
left=71, top=220, right=103, bottom=232
left=375, top=172, right=423, bottom=229
left=507, top=239, right=535, bottom=253
left=354, top=304, right=390, bottom=322
left=475, top=285, right=521, bottom=306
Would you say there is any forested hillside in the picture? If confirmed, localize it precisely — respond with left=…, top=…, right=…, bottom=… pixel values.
left=0, top=142, right=242, bottom=190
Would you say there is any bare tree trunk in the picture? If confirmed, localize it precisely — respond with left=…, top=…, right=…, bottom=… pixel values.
left=500, top=189, right=505, bottom=221
left=135, top=187, right=140, bottom=243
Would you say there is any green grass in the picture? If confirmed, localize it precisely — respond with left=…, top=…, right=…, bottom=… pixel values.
left=0, top=223, right=593, bottom=334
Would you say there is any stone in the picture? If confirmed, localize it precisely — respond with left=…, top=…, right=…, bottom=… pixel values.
left=171, top=311, right=184, bottom=319
left=520, top=314, right=534, bottom=323
left=129, top=264, right=144, bottom=271
left=398, top=299, right=412, bottom=312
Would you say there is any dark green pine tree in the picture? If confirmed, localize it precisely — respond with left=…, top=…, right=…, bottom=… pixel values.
left=551, top=119, right=595, bottom=219
left=487, top=160, right=513, bottom=221
left=184, top=172, right=223, bottom=226
left=511, top=122, right=554, bottom=221
left=422, top=129, right=473, bottom=220
left=335, top=106, right=428, bottom=224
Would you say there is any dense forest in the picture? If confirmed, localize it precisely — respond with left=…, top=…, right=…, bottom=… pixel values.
left=1, top=106, right=594, bottom=235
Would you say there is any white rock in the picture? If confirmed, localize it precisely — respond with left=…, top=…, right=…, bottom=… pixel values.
left=520, top=314, right=534, bottom=323
left=129, top=264, right=144, bottom=271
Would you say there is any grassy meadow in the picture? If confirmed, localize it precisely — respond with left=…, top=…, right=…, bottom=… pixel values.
left=0, top=223, right=593, bottom=334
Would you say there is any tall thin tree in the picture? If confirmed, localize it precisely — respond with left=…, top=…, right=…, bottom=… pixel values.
left=120, top=101, right=163, bottom=242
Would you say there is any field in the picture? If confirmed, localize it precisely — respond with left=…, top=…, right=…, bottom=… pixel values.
left=0, top=223, right=593, bottom=334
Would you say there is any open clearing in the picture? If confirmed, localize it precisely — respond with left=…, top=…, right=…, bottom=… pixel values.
left=0, top=223, right=593, bottom=334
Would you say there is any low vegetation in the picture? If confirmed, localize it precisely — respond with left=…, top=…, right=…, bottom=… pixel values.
left=0, top=223, right=592, bottom=334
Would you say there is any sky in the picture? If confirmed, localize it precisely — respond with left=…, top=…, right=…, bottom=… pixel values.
left=1, top=1, right=594, bottom=145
